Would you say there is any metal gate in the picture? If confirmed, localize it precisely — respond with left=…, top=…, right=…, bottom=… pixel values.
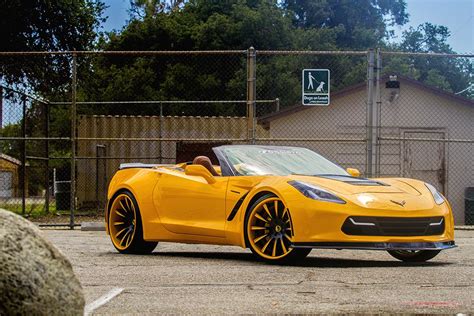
left=402, top=131, right=446, bottom=194
left=0, top=171, right=13, bottom=198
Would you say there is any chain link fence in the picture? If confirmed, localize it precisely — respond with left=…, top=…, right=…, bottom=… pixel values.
left=0, top=86, right=71, bottom=221
left=255, top=50, right=369, bottom=178
left=376, top=51, right=474, bottom=225
left=0, top=49, right=472, bottom=226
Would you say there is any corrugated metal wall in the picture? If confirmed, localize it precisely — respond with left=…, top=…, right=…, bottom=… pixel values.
left=77, top=115, right=269, bottom=207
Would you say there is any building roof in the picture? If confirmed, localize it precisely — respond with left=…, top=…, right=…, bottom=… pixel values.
left=258, top=74, right=474, bottom=124
left=0, top=153, right=21, bottom=166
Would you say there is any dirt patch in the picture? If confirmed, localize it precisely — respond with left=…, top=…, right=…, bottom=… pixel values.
left=31, top=214, right=103, bottom=225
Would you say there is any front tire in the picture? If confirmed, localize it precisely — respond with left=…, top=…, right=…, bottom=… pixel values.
left=245, top=194, right=311, bottom=263
left=108, top=191, right=157, bottom=254
left=387, top=250, right=441, bottom=262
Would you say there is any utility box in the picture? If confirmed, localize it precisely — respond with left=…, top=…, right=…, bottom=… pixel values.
left=55, top=181, right=71, bottom=211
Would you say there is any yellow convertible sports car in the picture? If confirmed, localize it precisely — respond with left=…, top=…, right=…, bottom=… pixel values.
left=106, top=145, right=455, bottom=263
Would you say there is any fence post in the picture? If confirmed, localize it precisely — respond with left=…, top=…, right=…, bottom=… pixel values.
left=0, top=87, right=3, bottom=132
left=159, top=101, right=163, bottom=163
left=70, top=52, right=77, bottom=229
left=95, top=145, right=100, bottom=212
left=375, top=48, right=382, bottom=177
left=366, top=49, right=376, bottom=177
left=246, top=47, right=256, bottom=144
left=21, top=96, right=26, bottom=216
left=44, top=102, right=50, bottom=214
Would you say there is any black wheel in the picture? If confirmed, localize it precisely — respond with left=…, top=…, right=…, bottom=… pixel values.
left=387, top=250, right=441, bottom=262
left=245, top=194, right=311, bottom=263
left=108, top=190, right=157, bottom=254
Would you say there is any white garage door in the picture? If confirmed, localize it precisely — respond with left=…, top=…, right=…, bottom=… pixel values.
left=0, top=171, right=13, bottom=198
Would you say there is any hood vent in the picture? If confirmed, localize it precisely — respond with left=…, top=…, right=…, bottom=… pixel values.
left=319, top=175, right=389, bottom=186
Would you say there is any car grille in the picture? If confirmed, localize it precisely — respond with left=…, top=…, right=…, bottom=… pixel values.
left=341, top=216, right=445, bottom=236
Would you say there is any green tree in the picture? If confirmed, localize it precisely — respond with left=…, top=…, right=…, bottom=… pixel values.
left=384, top=23, right=473, bottom=98
left=399, top=23, right=452, bottom=53
left=0, top=0, right=105, bottom=93
left=0, top=0, right=105, bottom=189
left=78, top=0, right=347, bottom=115
left=282, top=0, right=409, bottom=49
left=131, top=0, right=185, bottom=18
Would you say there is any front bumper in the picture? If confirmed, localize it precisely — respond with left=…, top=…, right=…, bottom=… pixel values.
left=285, top=197, right=455, bottom=244
left=291, top=240, right=456, bottom=251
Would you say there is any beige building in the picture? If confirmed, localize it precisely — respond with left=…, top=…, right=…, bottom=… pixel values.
left=259, top=75, right=474, bottom=224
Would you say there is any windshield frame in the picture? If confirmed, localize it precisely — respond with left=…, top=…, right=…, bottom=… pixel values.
left=213, top=145, right=348, bottom=177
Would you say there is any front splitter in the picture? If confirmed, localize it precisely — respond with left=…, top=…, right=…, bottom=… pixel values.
left=291, top=240, right=456, bottom=251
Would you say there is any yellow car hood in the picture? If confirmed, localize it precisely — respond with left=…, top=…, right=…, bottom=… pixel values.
left=290, top=175, right=420, bottom=195
left=289, top=175, right=430, bottom=210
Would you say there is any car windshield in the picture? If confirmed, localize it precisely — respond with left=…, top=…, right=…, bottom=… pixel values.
left=213, top=145, right=348, bottom=176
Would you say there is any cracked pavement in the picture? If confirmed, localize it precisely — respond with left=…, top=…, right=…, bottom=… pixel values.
left=43, top=229, right=474, bottom=314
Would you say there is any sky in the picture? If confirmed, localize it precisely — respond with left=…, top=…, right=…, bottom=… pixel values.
left=102, top=0, right=130, bottom=32
left=102, top=0, right=473, bottom=53
left=390, top=0, right=473, bottom=53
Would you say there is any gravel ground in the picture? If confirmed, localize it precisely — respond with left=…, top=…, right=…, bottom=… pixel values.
left=43, top=229, right=474, bottom=315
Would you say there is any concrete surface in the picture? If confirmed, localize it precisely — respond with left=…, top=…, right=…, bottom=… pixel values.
left=43, top=230, right=474, bottom=314
left=81, top=222, right=105, bottom=231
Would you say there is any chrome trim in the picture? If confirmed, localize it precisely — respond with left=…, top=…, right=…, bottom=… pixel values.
left=429, top=218, right=444, bottom=226
left=349, top=218, right=376, bottom=226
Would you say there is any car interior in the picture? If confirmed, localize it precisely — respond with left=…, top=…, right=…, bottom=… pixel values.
left=192, top=156, right=220, bottom=176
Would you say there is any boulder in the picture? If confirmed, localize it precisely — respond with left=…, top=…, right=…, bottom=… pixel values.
left=0, top=209, right=85, bottom=315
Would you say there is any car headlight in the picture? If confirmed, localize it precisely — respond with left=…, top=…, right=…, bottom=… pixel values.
left=288, top=180, right=346, bottom=204
left=425, top=183, right=445, bottom=205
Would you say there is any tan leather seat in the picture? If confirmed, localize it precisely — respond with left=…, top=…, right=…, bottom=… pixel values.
left=192, top=156, right=219, bottom=176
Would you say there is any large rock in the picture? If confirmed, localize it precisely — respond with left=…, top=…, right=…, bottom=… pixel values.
left=0, top=209, right=85, bottom=315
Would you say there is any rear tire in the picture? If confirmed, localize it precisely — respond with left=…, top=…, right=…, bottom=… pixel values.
left=387, top=250, right=441, bottom=262
left=245, top=194, right=311, bottom=263
left=108, top=190, right=157, bottom=254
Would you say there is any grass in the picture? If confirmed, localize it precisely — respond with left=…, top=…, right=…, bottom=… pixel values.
left=0, top=202, right=55, bottom=218
left=0, top=201, right=100, bottom=219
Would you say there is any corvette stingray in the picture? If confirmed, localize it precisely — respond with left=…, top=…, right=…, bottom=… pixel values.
left=106, top=145, right=455, bottom=263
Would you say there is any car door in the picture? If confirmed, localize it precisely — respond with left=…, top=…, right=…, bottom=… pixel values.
left=154, top=172, right=228, bottom=237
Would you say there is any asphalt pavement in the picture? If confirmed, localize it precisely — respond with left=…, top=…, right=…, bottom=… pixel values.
left=43, top=229, right=474, bottom=314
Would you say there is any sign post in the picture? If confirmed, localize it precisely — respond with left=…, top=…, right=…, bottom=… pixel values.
left=302, top=69, right=330, bottom=106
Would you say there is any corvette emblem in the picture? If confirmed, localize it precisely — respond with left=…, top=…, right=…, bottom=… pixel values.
left=390, top=200, right=406, bottom=207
